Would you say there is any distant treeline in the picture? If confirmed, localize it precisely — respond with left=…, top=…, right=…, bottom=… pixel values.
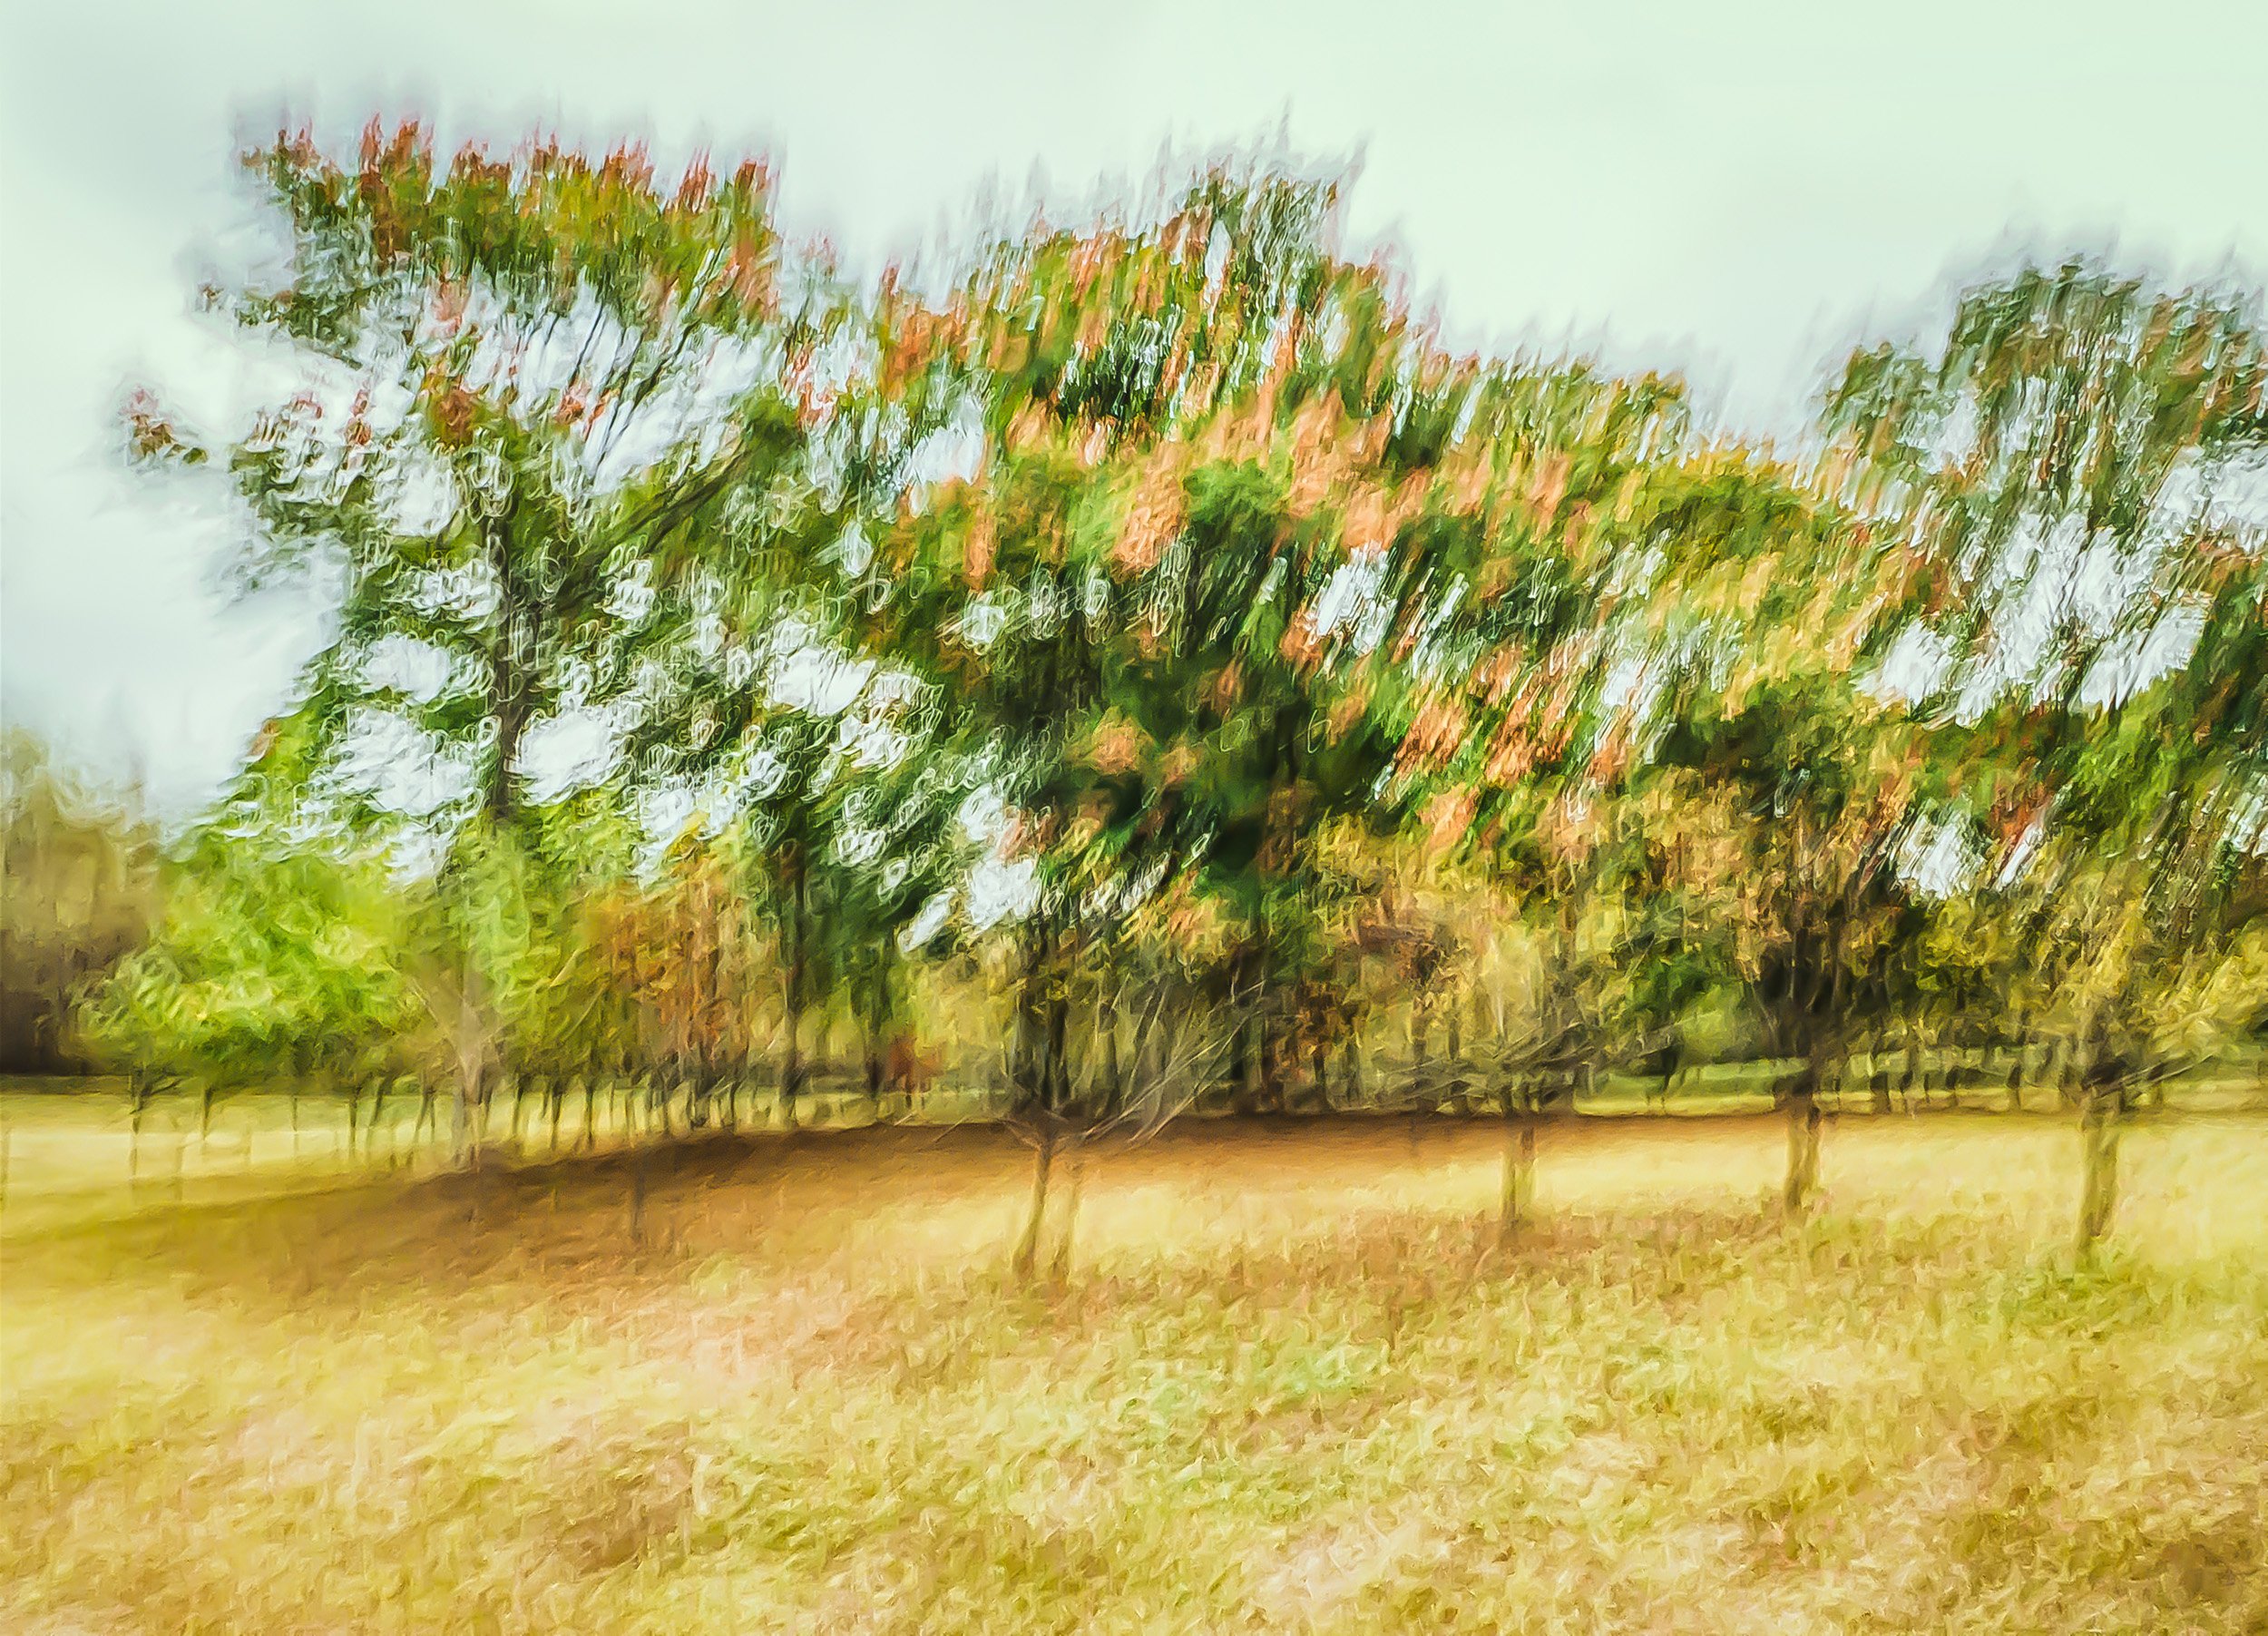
left=0, top=732, right=158, bottom=1074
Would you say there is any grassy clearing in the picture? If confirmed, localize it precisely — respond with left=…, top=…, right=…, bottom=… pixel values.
left=5, top=1102, right=2265, bottom=1633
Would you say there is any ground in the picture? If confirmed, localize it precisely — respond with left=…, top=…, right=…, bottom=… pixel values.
left=5, top=1092, right=2266, bottom=1634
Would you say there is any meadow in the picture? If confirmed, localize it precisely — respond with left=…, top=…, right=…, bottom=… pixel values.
left=5, top=1091, right=2266, bottom=1634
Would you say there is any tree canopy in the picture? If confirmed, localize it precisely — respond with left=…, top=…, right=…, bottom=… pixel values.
left=83, top=125, right=2268, bottom=1261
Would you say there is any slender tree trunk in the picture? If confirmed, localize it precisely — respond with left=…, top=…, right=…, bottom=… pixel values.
left=129, top=1077, right=151, bottom=1190
left=781, top=843, right=807, bottom=1127
left=1012, top=1131, right=1054, bottom=1284
left=1048, top=1143, right=1086, bottom=1285
left=1013, top=936, right=1047, bottom=1114
left=1258, top=1004, right=1286, bottom=1113
left=582, top=1077, right=598, bottom=1151
left=2076, top=1041, right=2127, bottom=1252
left=2002, top=1034, right=2026, bottom=1112
left=1500, top=1095, right=1538, bottom=1245
left=453, top=1071, right=474, bottom=1171
left=631, top=1137, right=649, bottom=1245
left=1445, top=1006, right=1463, bottom=1112
left=1900, top=1012, right=1922, bottom=1110
left=1782, top=1051, right=1826, bottom=1219
left=482, top=501, right=529, bottom=825
left=1046, top=994, right=1071, bottom=1114
left=1227, top=981, right=1256, bottom=1115
left=2077, top=1088, right=2121, bottom=1252
left=1100, top=988, right=1122, bottom=1119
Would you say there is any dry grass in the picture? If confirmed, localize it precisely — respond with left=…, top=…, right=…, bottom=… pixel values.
left=5, top=1102, right=2265, bottom=1633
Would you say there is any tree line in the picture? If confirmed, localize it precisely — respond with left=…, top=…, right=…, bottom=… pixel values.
left=47, top=122, right=2268, bottom=1266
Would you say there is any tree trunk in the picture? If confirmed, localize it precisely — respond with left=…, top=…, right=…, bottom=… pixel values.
left=1013, top=936, right=1047, bottom=1115
left=1500, top=1100, right=1538, bottom=1245
left=2077, top=1089, right=2121, bottom=1252
left=1227, top=995, right=1255, bottom=1115
left=1046, top=994, right=1071, bottom=1116
left=1258, top=1004, right=1286, bottom=1113
left=482, top=501, right=529, bottom=824
left=631, top=1137, right=649, bottom=1244
left=1782, top=1060, right=1824, bottom=1219
left=1100, top=989, right=1122, bottom=1119
left=2076, top=1042, right=2127, bottom=1252
left=453, top=1072, right=474, bottom=1171
left=129, top=1076, right=150, bottom=1189
left=1445, top=1008, right=1463, bottom=1112
left=1012, top=1131, right=1054, bottom=1284
left=1048, top=1144, right=1086, bottom=1285
left=781, top=842, right=807, bottom=1123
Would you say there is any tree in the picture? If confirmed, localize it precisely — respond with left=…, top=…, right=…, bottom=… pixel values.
left=121, top=124, right=867, bottom=1142
left=1620, top=452, right=1924, bottom=1216
left=0, top=731, right=159, bottom=1074
left=132, top=124, right=839, bottom=834
left=78, top=819, right=423, bottom=1175
left=1826, top=258, right=2268, bottom=1247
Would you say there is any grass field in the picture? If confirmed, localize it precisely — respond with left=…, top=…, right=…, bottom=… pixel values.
left=5, top=1094, right=2266, bottom=1633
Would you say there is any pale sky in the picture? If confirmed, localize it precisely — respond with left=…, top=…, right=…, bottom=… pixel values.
left=4, top=0, right=2263, bottom=816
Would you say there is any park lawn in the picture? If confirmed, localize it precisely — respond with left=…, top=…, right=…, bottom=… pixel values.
left=4, top=1105, right=2266, bottom=1634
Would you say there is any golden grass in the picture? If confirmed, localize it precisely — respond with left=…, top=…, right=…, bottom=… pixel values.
left=5, top=1104, right=2265, bottom=1633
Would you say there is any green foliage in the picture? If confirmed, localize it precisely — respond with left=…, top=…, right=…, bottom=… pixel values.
left=96, top=129, right=2268, bottom=1247
left=0, top=731, right=160, bottom=1073
left=80, top=825, right=419, bottom=1096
